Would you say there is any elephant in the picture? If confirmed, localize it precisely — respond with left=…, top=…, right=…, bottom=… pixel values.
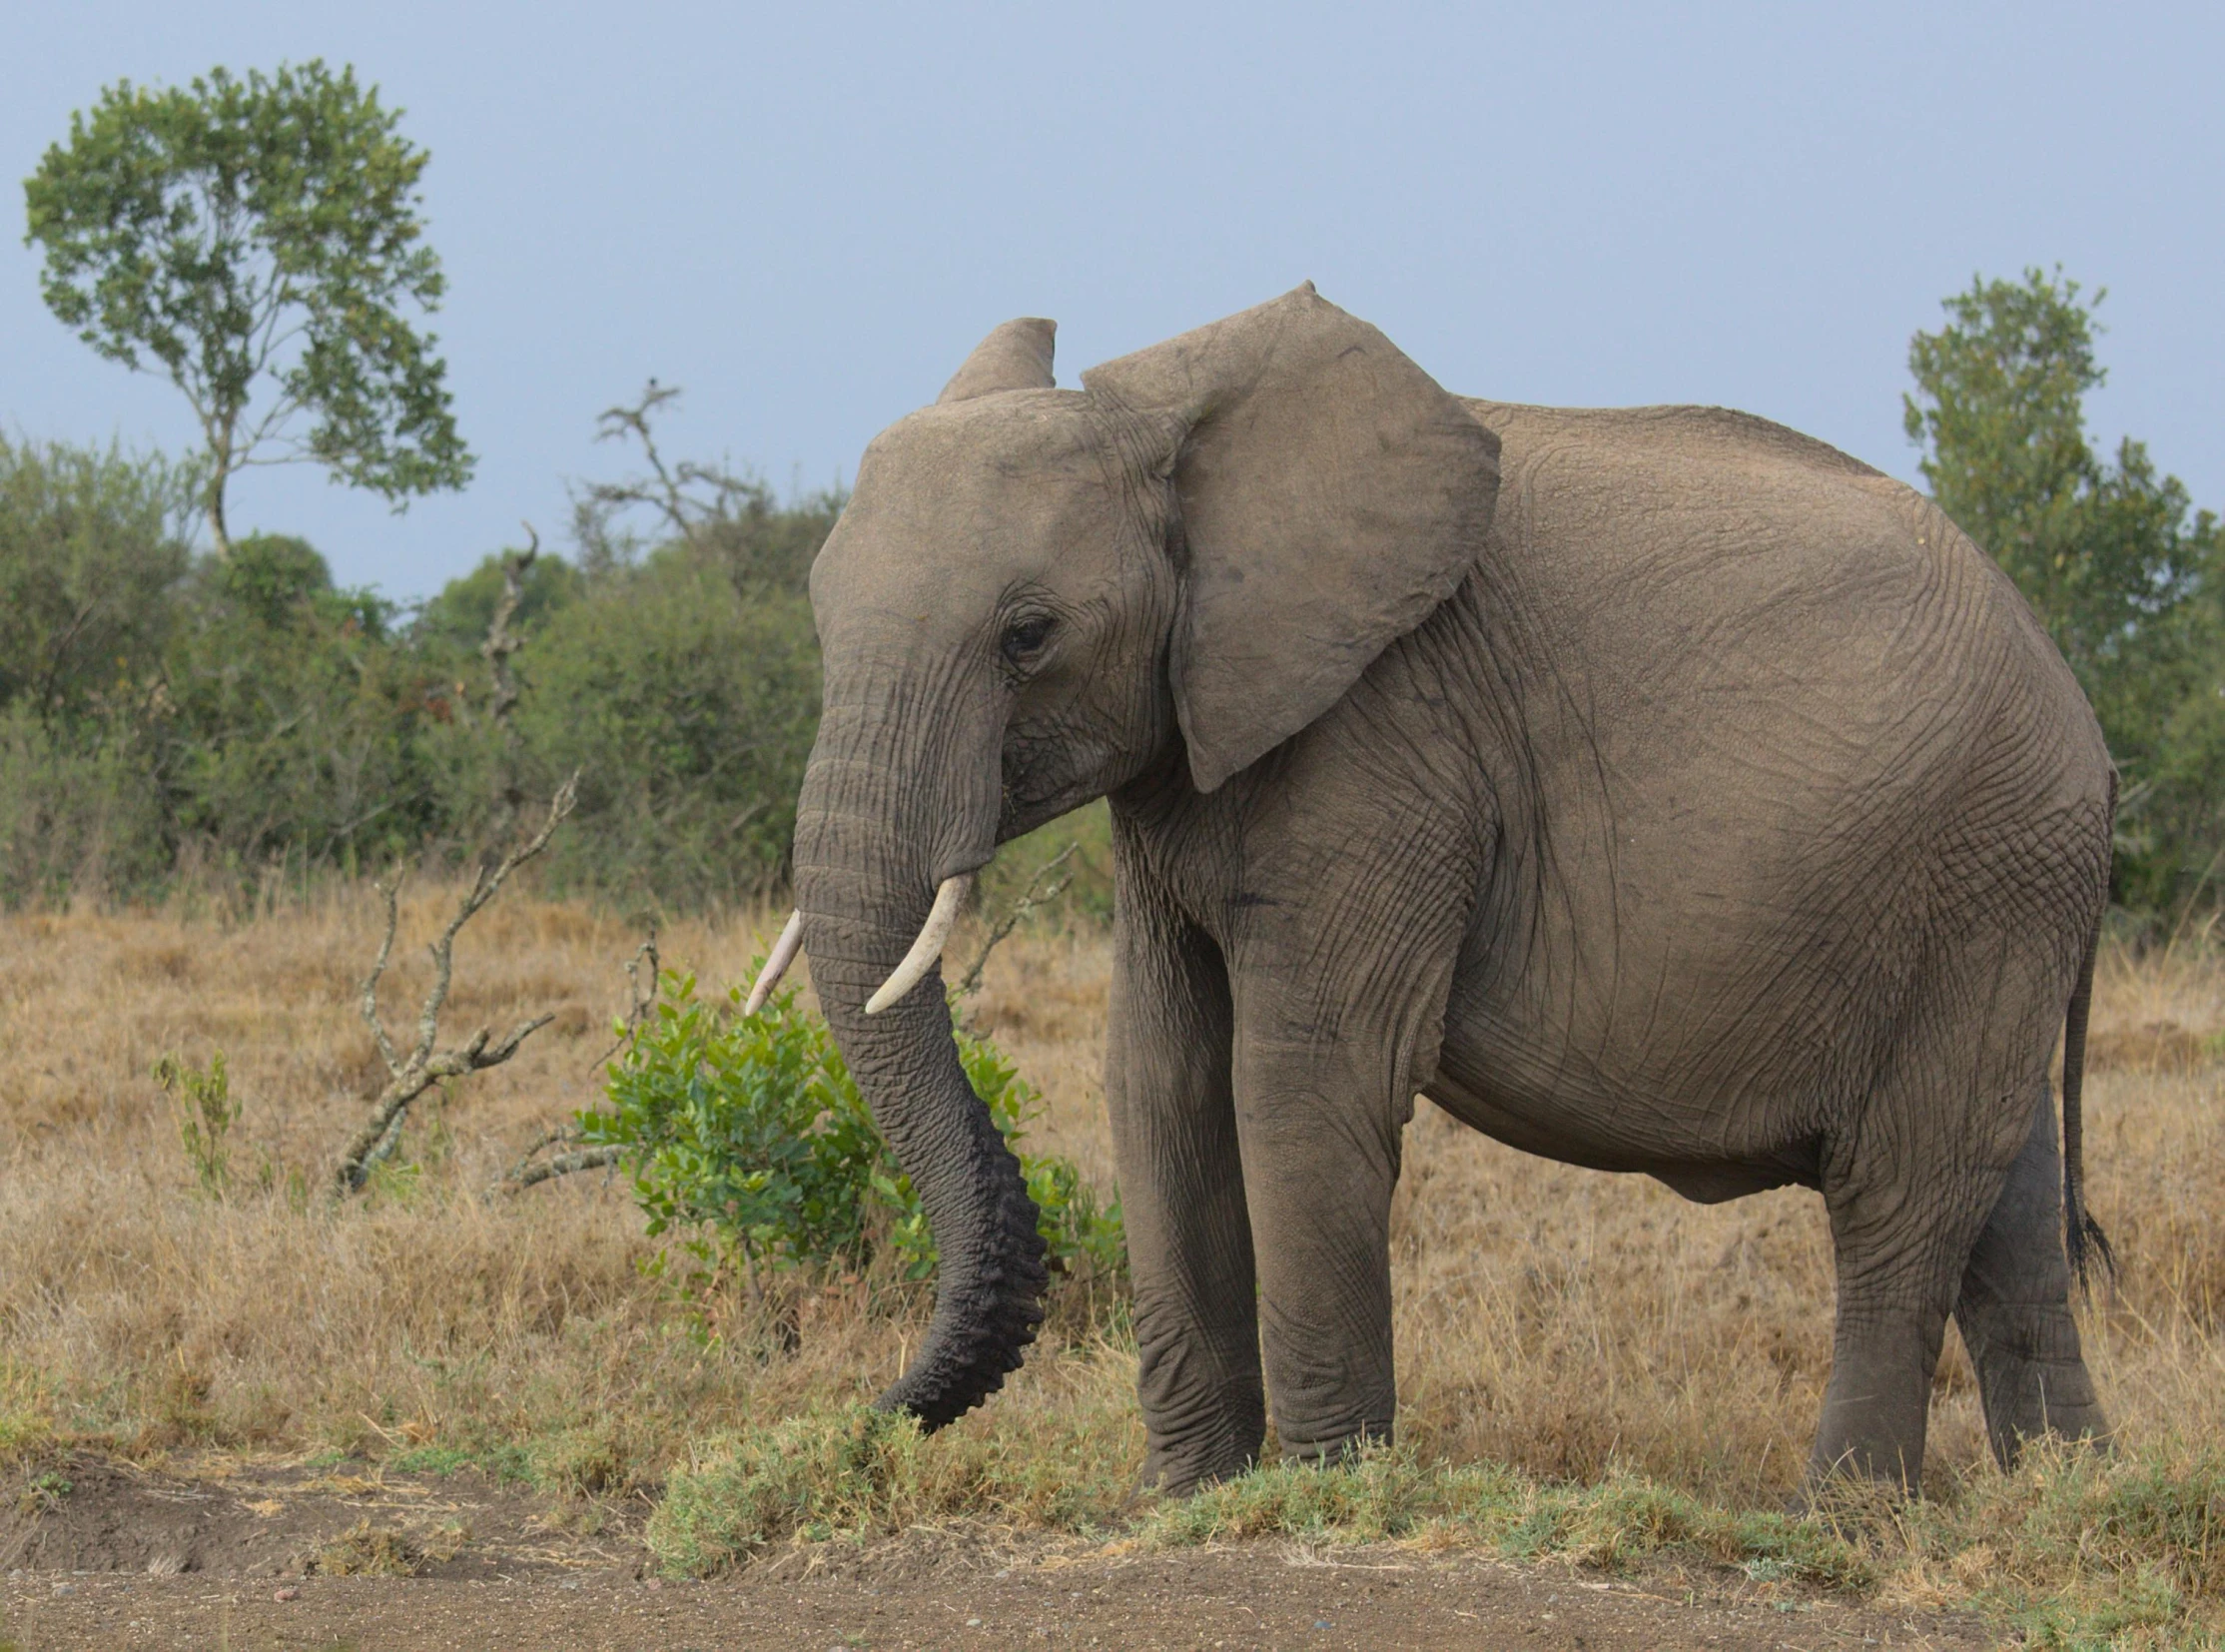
left=758, top=284, right=2114, bottom=1497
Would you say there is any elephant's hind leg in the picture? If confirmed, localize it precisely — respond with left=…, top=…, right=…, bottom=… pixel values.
left=1952, top=1083, right=2107, bottom=1466
left=1810, top=1202, right=1971, bottom=1491
left=1809, top=1000, right=2043, bottom=1491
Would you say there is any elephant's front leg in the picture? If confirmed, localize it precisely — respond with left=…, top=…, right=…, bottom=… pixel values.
left=1105, top=857, right=1262, bottom=1493
left=1230, top=1020, right=1408, bottom=1460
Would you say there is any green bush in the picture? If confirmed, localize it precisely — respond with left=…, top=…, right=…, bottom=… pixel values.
left=158, top=549, right=441, bottom=874
left=0, top=699, right=173, bottom=904
left=508, top=561, right=822, bottom=907
left=411, top=547, right=583, bottom=653
left=577, top=971, right=1124, bottom=1288
left=0, top=431, right=837, bottom=909
left=0, top=433, right=195, bottom=714
left=152, top=1050, right=238, bottom=1198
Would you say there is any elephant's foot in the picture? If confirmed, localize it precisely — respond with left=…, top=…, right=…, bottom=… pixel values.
left=1799, top=1440, right=1924, bottom=1502
left=1132, top=1331, right=1266, bottom=1497
left=1955, top=1084, right=2111, bottom=1468
left=1141, top=1434, right=1259, bottom=1498
left=1272, top=1420, right=1393, bottom=1468
left=1805, top=1307, right=1948, bottom=1494
left=1972, top=1347, right=2110, bottom=1465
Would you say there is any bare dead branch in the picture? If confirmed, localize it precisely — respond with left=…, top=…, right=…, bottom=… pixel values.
left=481, top=524, right=539, bottom=836
left=572, top=381, right=776, bottom=575
left=334, top=776, right=580, bottom=1195
left=955, top=844, right=1078, bottom=999
left=481, top=524, right=537, bottom=729
left=360, top=877, right=403, bottom=1073
left=363, top=1105, right=408, bottom=1174
left=593, top=382, right=690, bottom=538
left=507, top=1146, right=622, bottom=1192
left=501, top=1122, right=580, bottom=1184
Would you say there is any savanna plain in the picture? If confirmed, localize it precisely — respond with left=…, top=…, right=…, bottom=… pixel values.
left=2, top=876, right=2223, bottom=1650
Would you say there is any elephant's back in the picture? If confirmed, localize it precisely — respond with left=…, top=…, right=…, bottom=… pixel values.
left=1454, top=396, right=2095, bottom=763
left=1458, top=399, right=1886, bottom=486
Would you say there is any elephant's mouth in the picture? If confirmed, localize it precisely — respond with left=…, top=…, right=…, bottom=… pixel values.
left=1000, top=761, right=1114, bottom=839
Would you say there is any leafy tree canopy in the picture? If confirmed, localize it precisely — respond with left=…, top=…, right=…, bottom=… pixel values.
left=23, top=60, right=472, bottom=554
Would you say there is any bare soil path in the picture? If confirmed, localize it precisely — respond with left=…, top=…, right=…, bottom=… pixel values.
left=0, top=1550, right=2000, bottom=1652
left=0, top=1457, right=1998, bottom=1651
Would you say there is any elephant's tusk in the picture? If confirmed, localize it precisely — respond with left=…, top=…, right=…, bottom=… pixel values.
left=743, top=909, right=805, bottom=1016
left=864, top=875, right=972, bottom=1015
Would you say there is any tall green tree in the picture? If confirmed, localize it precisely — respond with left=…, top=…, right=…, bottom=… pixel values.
left=1905, top=268, right=2225, bottom=914
left=22, top=61, right=471, bottom=555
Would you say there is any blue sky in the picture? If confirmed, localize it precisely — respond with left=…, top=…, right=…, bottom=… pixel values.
left=4, top=1, right=2219, bottom=599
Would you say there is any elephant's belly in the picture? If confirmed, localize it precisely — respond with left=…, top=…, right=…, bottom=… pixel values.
left=1421, top=1057, right=1822, bottom=1204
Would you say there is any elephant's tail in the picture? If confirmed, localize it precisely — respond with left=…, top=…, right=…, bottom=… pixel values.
left=2061, top=918, right=2115, bottom=1289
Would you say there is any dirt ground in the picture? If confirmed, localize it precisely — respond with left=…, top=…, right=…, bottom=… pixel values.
left=0, top=1459, right=1995, bottom=1651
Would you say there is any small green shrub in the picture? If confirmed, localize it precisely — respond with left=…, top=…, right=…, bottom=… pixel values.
left=152, top=1050, right=237, bottom=1198
left=577, top=971, right=1124, bottom=1291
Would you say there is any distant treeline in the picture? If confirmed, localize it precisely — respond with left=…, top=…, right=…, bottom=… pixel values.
left=5, top=270, right=2222, bottom=925
left=0, top=430, right=835, bottom=910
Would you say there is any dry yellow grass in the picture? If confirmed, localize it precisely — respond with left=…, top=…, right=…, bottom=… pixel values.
left=0, top=882, right=1146, bottom=1485
left=3, top=882, right=2224, bottom=1622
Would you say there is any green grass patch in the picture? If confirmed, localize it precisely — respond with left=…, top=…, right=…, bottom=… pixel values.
left=648, top=1401, right=1142, bottom=1575
left=383, top=1444, right=492, bottom=1478
left=646, top=1411, right=1867, bottom=1587
left=643, top=1413, right=2225, bottom=1643
left=1143, top=1449, right=1870, bottom=1592
left=1904, top=1439, right=2225, bottom=1648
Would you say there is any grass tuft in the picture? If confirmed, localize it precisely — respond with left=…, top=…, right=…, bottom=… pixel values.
left=307, top=1519, right=424, bottom=1577
left=0, top=1363, right=53, bottom=1469
left=648, top=1392, right=1143, bottom=1574
left=648, top=1418, right=2225, bottom=1646
left=1902, top=1439, right=2225, bottom=1646
left=1141, top=1450, right=1871, bottom=1590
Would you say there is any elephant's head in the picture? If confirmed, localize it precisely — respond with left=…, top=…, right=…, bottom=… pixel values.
left=790, top=285, right=1501, bottom=1426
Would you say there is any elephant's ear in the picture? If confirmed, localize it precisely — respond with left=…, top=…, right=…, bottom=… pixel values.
left=938, top=318, right=1057, bottom=404
left=1081, top=284, right=1499, bottom=792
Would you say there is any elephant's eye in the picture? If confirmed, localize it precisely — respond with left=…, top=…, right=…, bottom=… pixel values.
left=1000, top=613, right=1056, bottom=663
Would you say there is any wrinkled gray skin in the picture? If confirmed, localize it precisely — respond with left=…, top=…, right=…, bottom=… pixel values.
left=791, top=286, right=2113, bottom=1496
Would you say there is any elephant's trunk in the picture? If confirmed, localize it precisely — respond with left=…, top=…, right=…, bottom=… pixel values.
left=791, top=681, right=1048, bottom=1428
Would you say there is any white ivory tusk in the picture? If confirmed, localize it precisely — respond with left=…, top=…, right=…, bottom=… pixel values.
left=742, top=909, right=805, bottom=1016
left=864, top=875, right=972, bottom=1015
